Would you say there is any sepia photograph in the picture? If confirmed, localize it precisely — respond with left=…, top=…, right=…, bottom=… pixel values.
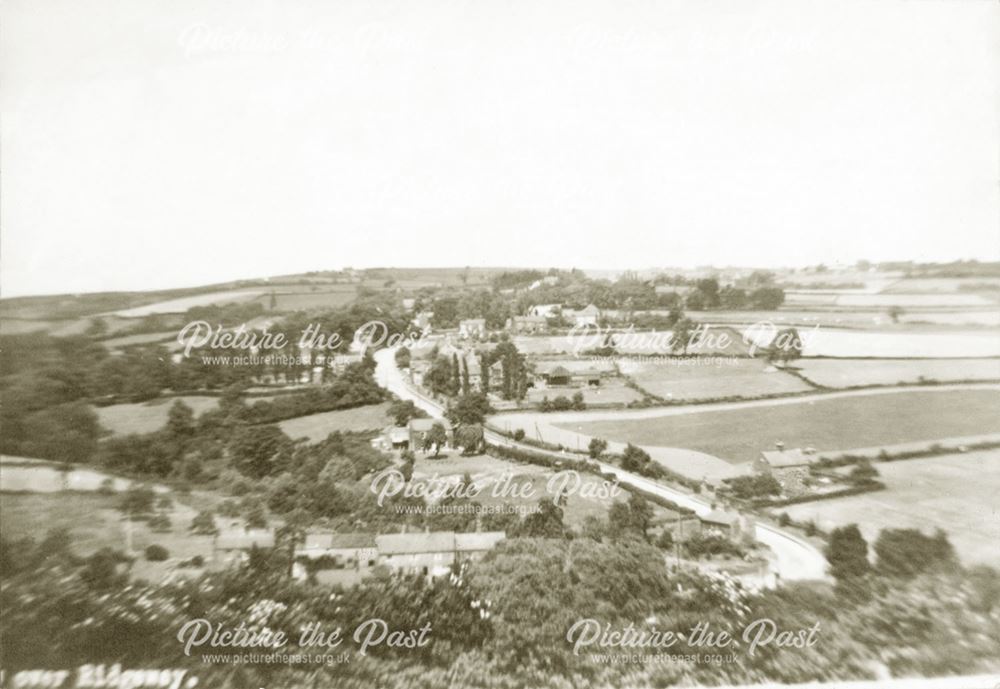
left=1, top=0, right=999, bottom=687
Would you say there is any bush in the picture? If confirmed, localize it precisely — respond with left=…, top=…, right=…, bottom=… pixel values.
left=217, top=499, right=240, bottom=518
left=148, top=514, right=171, bottom=532
left=513, top=429, right=525, bottom=441
left=145, top=544, right=169, bottom=561
left=656, top=529, right=675, bottom=551
left=190, top=510, right=218, bottom=535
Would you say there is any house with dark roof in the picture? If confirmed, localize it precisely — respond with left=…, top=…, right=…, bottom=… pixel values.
left=298, top=533, right=378, bottom=568
left=376, top=530, right=506, bottom=578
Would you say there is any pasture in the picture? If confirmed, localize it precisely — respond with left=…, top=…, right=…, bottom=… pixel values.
left=795, top=358, right=1000, bottom=388
left=621, top=357, right=811, bottom=401
left=95, top=396, right=220, bottom=435
left=781, top=449, right=1000, bottom=568
left=277, top=402, right=391, bottom=441
left=557, top=388, right=1000, bottom=463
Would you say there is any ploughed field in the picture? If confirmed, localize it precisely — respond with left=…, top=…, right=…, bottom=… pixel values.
left=557, top=388, right=1000, bottom=463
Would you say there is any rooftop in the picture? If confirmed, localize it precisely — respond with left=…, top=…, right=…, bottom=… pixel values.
left=760, top=448, right=812, bottom=467
left=303, top=533, right=376, bottom=550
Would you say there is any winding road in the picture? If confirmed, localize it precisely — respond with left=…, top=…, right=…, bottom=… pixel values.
left=373, top=348, right=829, bottom=582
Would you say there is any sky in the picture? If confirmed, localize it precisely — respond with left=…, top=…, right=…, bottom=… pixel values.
left=1, top=0, right=998, bottom=297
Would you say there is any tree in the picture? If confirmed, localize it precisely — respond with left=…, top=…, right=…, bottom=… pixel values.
left=145, top=544, right=169, bottom=561
left=190, top=510, right=218, bottom=535
left=118, top=485, right=155, bottom=516
left=243, top=502, right=268, bottom=530
left=749, top=287, right=785, bottom=310
left=825, top=524, right=870, bottom=586
left=450, top=354, right=461, bottom=396
left=148, top=514, right=171, bottom=532
left=514, top=498, right=566, bottom=538
left=588, top=437, right=608, bottom=459
left=670, top=318, right=696, bottom=354
left=887, top=305, right=904, bottom=323
left=460, top=356, right=471, bottom=395
left=655, top=529, right=674, bottom=551
left=875, top=528, right=955, bottom=578
left=479, top=353, right=491, bottom=393
left=768, top=327, right=803, bottom=364
left=229, top=425, right=291, bottom=479
left=571, top=391, right=585, bottom=411
left=448, top=393, right=493, bottom=425
left=620, top=444, right=651, bottom=472
left=394, top=346, right=412, bottom=369
left=608, top=494, right=653, bottom=541
left=425, top=356, right=454, bottom=396
left=388, top=399, right=426, bottom=426
left=424, top=422, right=448, bottom=457
left=454, top=424, right=484, bottom=455
left=849, top=459, right=879, bottom=483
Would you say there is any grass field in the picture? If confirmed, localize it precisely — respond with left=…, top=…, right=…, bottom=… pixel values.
left=795, top=358, right=1000, bottom=388
left=277, top=403, right=391, bottom=441
left=558, top=388, right=1000, bottom=463
left=782, top=449, right=1000, bottom=567
left=621, top=358, right=812, bottom=401
left=95, top=396, right=220, bottom=435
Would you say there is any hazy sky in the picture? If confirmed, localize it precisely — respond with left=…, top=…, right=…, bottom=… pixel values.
left=2, top=0, right=998, bottom=296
